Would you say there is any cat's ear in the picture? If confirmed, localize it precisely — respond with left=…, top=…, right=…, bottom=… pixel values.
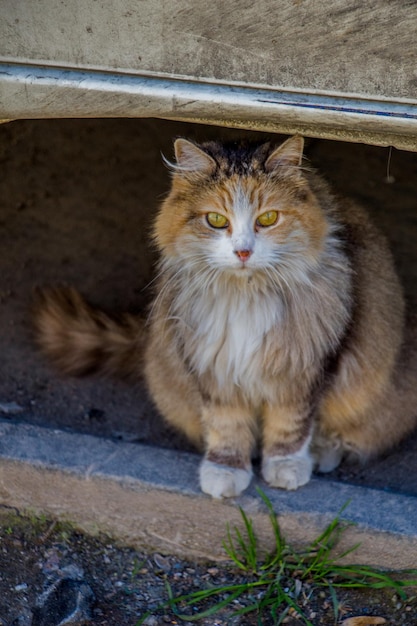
left=173, top=139, right=216, bottom=175
left=265, top=136, right=304, bottom=173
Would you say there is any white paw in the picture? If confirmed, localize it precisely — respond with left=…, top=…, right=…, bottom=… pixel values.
left=311, top=432, right=344, bottom=473
left=262, top=454, right=313, bottom=490
left=199, top=459, right=253, bottom=499
left=313, top=442, right=344, bottom=473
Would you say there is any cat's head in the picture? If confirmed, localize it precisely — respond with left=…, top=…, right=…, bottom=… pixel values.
left=154, top=136, right=330, bottom=282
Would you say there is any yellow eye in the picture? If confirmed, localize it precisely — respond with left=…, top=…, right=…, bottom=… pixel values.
left=206, top=212, right=229, bottom=228
left=256, top=210, right=279, bottom=227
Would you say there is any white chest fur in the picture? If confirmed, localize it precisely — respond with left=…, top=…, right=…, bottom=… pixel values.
left=180, top=280, right=284, bottom=399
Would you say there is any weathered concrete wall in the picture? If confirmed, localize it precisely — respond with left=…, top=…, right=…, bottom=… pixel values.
left=1, top=1, right=416, bottom=149
left=2, top=0, right=416, bottom=99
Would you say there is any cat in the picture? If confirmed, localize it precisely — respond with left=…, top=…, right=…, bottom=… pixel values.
left=33, top=135, right=417, bottom=499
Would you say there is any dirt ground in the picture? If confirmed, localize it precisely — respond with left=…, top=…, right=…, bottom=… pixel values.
left=1, top=507, right=416, bottom=626
left=0, top=117, right=416, bottom=498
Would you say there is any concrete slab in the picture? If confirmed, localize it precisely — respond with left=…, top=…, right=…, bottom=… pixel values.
left=0, top=419, right=416, bottom=570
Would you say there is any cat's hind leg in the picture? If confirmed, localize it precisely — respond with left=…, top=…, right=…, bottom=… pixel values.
left=144, top=332, right=204, bottom=449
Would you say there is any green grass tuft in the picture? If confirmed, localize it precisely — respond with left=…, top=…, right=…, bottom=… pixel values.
left=137, top=488, right=417, bottom=625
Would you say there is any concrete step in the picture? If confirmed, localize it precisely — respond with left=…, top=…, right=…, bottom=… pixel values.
left=0, top=419, right=416, bottom=569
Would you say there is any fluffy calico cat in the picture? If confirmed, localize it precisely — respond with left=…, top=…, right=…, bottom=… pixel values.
left=34, top=135, right=416, bottom=498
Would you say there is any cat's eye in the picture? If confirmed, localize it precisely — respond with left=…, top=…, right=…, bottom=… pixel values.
left=206, top=212, right=229, bottom=228
left=256, top=210, right=279, bottom=227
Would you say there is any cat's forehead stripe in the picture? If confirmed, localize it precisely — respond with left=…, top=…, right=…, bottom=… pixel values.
left=202, top=179, right=260, bottom=219
left=202, top=141, right=270, bottom=177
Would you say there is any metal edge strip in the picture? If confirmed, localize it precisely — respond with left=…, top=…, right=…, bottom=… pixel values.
left=1, top=63, right=417, bottom=150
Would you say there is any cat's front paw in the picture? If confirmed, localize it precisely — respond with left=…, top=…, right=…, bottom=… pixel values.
left=199, top=459, right=253, bottom=498
left=262, top=454, right=313, bottom=490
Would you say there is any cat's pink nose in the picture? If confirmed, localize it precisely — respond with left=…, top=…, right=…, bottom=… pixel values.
left=234, top=249, right=252, bottom=262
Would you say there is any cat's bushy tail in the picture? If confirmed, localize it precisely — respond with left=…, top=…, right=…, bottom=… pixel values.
left=33, top=287, right=146, bottom=379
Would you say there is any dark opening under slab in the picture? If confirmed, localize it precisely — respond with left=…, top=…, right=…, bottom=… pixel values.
left=0, top=118, right=416, bottom=496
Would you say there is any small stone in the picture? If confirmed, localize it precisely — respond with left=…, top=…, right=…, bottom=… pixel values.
left=14, top=583, right=28, bottom=592
left=0, top=401, right=24, bottom=415
left=207, top=567, right=219, bottom=576
left=142, top=617, right=159, bottom=626
left=294, top=579, right=302, bottom=597
left=153, top=554, right=171, bottom=573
